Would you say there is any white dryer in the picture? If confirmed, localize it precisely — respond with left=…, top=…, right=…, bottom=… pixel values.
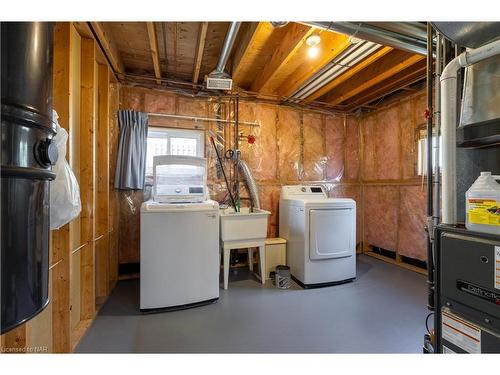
left=279, top=185, right=356, bottom=288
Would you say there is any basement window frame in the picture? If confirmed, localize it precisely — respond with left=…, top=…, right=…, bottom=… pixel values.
left=145, top=127, right=205, bottom=178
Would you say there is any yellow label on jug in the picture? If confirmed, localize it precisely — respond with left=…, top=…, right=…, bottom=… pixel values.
left=468, top=199, right=500, bottom=226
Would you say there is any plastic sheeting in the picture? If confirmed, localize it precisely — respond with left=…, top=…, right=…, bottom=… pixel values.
left=364, top=185, right=399, bottom=251
left=328, top=184, right=362, bottom=243
left=325, top=115, right=345, bottom=182
left=50, top=111, right=81, bottom=229
left=116, top=86, right=429, bottom=265
left=118, top=190, right=143, bottom=264
left=303, top=112, right=327, bottom=181
left=277, top=107, right=302, bottom=181
left=362, top=107, right=400, bottom=181
left=397, top=186, right=427, bottom=261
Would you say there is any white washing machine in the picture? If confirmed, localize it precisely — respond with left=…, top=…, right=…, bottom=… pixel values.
left=140, top=155, right=219, bottom=311
left=279, top=185, right=356, bottom=288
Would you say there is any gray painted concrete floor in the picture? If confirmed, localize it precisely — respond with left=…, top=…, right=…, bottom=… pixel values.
left=76, top=255, right=428, bottom=353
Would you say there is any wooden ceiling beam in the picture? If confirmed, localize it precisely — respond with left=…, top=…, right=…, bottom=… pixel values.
left=231, top=22, right=261, bottom=84
left=302, top=46, right=393, bottom=104
left=192, top=22, right=208, bottom=84
left=343, top=61, right=427, bottom=111
left=276, top=32, right=352, bottom=98
left=89, top=22, right=125, bottom=79
left=323, top=51, right=425, bottom=106
left=250, top=23, right=314, bottom=93
left=146, top=22, right=162, bottom=84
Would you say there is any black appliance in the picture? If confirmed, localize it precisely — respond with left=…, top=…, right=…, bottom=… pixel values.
left=1, top=22, right=57, bottom=334
left=434, top=225, right=500, bottom=353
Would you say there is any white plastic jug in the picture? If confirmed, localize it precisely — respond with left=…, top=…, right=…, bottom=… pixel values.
left=465, top=171, right=500, bottom=235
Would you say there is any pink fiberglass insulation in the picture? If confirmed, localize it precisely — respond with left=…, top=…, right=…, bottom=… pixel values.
left=238, top=102, right=278, bottom=181
left=364, top=185, right=399, bottom=251
left=397, top=185, right=427, bottom=261
left=276, top=107, right=301, bottom=182
left=345, top=116, right=360, bottom=181
left=329, top=184, right=362, bottom=243
left=325, top=115, right=345, bottom=182
left=303, top=112, right=326, bottom=181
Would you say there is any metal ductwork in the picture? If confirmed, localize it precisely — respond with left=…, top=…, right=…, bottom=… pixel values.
left=301, top=22, right=429, bottom=55
left=432, top=22, right=500, bottom=49
left=365, top=22, right=427, bottom=40
left=210, top=22, right=241, bottom=78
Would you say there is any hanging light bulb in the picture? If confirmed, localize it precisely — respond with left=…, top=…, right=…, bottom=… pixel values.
left=308, top=45, right=319, bottom=58
left=306, top=33, right=321, bottom=59
left=306, top=34, right=321, bottom=47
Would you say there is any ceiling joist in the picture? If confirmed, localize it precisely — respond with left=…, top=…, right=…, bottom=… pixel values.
left=146, top=22, right=162, bottom=84
left=89, top=22, right=125, bottom=79
left=231, top=22, right=262, bottom=84
left=192, top=22, right=208, bottom=84
left=250, top=23, right=314, bottom=94
left=323, top=51, right=425, bottom=106
left=302, top=46, right=393, bottom=104
left=277, top=32, right=352, bottom=98
left=344, top=61, right=427, bottom=110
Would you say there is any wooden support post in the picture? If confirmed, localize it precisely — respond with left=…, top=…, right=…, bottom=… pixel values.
left=108, top=82, right=120, bottom=290
left=1, top=325, right=27, bottom=353
left=79, top=37, right=96, bottom=321
left=95, top=63, right=110, bottom=301
left=50, top=21, right=72, bottom=354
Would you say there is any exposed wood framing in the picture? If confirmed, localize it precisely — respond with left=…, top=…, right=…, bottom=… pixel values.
left=50, top=22, right=72, bottom=353
left=79, top=38, right=96, bottom=321
left=231, top=22, right=261, bottom=84
left=146, top=22, right=162, bottom=84
left=95, top=63, right=110, bottom=299
left=344, top=61, right=427, bottom=110
left=277, top=32, right=352, bottom=98
left=89, top=22, right=125, bottom=80
left=192, top=22, right=208, bottom=84
left=250, top=23, right=314, bottom=93
left=324, top=52, right=425, bottom=106
left=302, top=46, right=394, bottom=104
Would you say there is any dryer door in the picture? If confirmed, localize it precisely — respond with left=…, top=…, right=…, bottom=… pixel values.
left=309, top=209, right=353, bottom=260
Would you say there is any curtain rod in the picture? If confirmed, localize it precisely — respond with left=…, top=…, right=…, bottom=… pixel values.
left=148, top=112, right=260, bottom=127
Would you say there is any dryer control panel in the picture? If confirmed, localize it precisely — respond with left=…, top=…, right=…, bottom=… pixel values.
left=281, top=185, right=327, bottom=199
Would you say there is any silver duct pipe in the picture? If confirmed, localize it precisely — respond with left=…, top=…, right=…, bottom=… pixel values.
left=238, top=159, right=261, bottom=210
left=301, top=22, right=428, bottom=55
left=212, top=22, right=241, bottom=76
left=365, top=22, right=427, bottom=41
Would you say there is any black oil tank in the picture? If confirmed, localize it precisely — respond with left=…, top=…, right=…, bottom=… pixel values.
left=1, top=22, right=57, bottom=334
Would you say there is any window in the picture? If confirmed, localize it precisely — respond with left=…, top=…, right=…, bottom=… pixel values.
left=146, top=127, right=204, bottom=176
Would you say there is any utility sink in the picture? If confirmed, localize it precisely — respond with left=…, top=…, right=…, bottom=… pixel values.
left=219, top=207, right=270, bottom=242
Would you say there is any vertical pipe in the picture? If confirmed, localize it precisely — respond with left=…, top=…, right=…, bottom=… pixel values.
left=234, top=96, right=240, bottom=209
left=433, top=32, right=442, bottom=225
left=426, top=23, right=435, bottom=311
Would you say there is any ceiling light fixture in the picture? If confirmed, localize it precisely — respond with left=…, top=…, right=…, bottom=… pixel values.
left=306, top=34, right=321, bottom=47
left=308, top=46, right=320, bottom=58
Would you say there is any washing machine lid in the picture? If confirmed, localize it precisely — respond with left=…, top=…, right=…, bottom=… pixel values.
left=309, top=208, right=354, bottom=260
left=141, top=199, right=218, bottom=213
